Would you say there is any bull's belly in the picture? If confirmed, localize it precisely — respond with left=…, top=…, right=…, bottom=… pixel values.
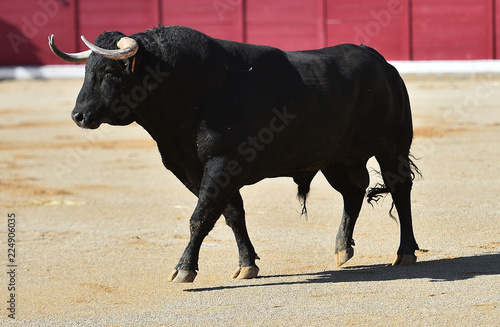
left=241, top=138, right=374, bottom=184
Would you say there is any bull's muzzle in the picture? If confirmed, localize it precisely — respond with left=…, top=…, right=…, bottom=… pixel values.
left=72, top=111, right=85, bottom=127
left=71, top=109, right=101, bottom=129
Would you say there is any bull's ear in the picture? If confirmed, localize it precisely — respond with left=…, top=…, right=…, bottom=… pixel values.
left=123, top=46, right=144, bottom=74
left=123, top=56, right=137, bottom=73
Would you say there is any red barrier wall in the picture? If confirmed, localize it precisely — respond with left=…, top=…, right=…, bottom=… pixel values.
left=411, top=0, right=494, bottom=60
left=0, top=0, right=498, bottom=65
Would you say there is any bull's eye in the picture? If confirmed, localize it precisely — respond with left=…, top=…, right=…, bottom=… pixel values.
left=104, top=68, right=118, bottom=78
left=104, top=71, right=119, bottom=81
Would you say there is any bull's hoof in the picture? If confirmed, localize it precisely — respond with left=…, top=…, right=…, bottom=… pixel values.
left=335, top=247, right=354, bottom=267
left=232, top=266, right=259, bottom=279
left=167, top=269, right=197, bottom=283
left=392, top=254, right=417, bottom=266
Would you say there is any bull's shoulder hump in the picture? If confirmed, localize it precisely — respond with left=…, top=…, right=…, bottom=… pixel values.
left=216, top=38, right=287, bottom=66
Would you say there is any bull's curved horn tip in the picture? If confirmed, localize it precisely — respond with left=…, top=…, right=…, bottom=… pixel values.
left=80, top=35, right=94, bottom=50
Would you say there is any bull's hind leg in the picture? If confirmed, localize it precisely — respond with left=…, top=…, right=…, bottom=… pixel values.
left=223, top=192, right=260, bottom=279
left=376, top=155, right=419, bottom=265
left=322, top=162, right=369, bottom=266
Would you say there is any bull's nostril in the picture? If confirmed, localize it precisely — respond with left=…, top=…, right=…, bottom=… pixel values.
left=72, top=112, right=84, bottom=125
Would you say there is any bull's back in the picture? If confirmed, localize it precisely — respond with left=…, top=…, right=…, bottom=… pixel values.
left=210, top=40, right=411, bottom=176
left=285, top=44, right=411, bottom=153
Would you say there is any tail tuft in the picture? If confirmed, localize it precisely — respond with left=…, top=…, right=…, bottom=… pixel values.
left=366, top=156, right=422, bottom=219
left=366, top=182, right=390, bottom=205
left=297, top=183, right=309, bottom=219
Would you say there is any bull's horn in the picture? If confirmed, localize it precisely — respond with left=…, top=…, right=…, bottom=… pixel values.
left=81, top=35, right=138, bottom=60
left=48, top=35, right=91, bottom=63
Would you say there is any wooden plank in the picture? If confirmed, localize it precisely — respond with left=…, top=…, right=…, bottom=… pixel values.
left=245, top=0, right=325, bottom=50
left=326, top=0, right=410, bottom=60
left=77, top=0, right=160, bottom=49
left=411, top=0, right=494, bottom=60
left=162, top=0, right=244, bottom=42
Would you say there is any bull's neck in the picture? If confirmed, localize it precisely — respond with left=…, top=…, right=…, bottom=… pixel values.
left=133, top=106, right=173, bottom=145
left=134, top=102, right=198, bottom=154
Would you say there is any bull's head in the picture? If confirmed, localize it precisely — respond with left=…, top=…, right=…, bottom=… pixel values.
left=48, top=33, right=143, bottom=129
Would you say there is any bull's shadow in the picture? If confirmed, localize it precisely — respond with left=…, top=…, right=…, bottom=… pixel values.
left=185, top=252, right=500, bottom=292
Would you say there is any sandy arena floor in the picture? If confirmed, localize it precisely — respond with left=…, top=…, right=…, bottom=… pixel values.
left=0, top=74, right=499, bottom=326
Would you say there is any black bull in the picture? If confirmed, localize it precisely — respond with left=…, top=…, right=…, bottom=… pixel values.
left=49, top=25, right=420, bottom=282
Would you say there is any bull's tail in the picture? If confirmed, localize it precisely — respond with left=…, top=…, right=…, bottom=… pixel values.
left=367, top=59, right=422, bottom=215
left=366, top=155, right=421, bottom=218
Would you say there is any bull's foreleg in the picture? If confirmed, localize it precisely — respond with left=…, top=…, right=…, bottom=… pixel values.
left=167, top=203, right=220, bottom=282
left=167, top=158, right=243, bottom=283
left=223, top=192, right=260, bottom=279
